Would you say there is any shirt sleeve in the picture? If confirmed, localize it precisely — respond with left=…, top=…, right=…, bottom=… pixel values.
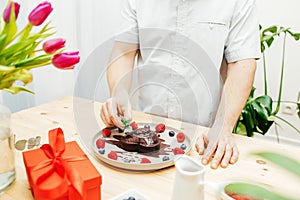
left=224, top=0, right=261, bottom=63
left=115, top=0, right=139, bottom=44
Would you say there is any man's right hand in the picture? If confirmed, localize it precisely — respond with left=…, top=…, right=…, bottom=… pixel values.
left=100, top=94, right=132, bottom=128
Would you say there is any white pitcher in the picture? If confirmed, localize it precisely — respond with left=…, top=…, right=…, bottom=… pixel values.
left=171, top=155, right=206, bottom=200
left=170, top=155, right=276, bottom=200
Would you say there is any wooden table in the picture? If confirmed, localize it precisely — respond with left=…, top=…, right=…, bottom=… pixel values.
left=1, top=96, right=300, bottom=200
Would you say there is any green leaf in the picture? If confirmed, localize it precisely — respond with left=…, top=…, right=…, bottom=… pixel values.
left=14, top=54, right=52, bottom=68
left=255, top=95, right=273, bottom=114
left=0, top=69, right=33, bottom=86
left=3, top=86, right=34, bottom=94
left=263, top=26, right=278, bottom=34
left=254, top=152, right=300, bottom=178
left=225, top=182, right=293, bottom=200
left=120, top=117, right=133, bottom=131
left=249, top=87, right=256, bottom=99
left=293, top=33, right=300, bottom=41
left=261, top=43, right=265, bottom=53
left=0, top=35, right=40, bottom=58
left=6, top=41, right=41, bottom=65
left=19, top=24, right=32, bottom=41
left=266, top=37, right=275, bottom=47
left=2, top=4, right=17, bottom=45
left=252, top=101, right=269, bottom=121
left=0, top=65, right=15, bottom=72
left=254, top=114, right=273, bottom=135
left=242, top=108, right=254, bottom=137
left=0, top=33, right=7, bottom=52
left=261, top=34, right=273, bottom=43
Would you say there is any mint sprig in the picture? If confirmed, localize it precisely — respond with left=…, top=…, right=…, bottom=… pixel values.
left=121, top=117, right=132, bottom=131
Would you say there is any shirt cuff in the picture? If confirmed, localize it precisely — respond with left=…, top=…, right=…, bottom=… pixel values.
left=114, top=30, right=139, bottom=44
left=225, top=49, right=261, bottom=63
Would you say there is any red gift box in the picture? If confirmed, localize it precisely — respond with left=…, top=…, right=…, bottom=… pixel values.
left=23, top=128, right=102, bottom=200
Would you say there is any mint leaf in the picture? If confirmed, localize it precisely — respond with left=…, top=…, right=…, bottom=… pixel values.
left=121, top=117, right=132, bottom=131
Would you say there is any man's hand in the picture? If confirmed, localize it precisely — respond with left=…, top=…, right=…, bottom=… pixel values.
left=195, top=58, right=256, bottom=169
left=100, top=92, right=132, bottom=128
left=195, top=128, right=239, bottom=169
left=100, top=42, right=138, bottom=128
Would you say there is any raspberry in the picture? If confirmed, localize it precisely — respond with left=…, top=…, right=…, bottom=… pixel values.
left=173, top=147, right=185, bottom=155
left=155, top=123, right=165, bottom=133
left=102, top=128, right=111, bottom=137
left=108, top=151, right=118, bottom=160
left=176, top=132, right=185, bottom=143
left=130, top=121, right=138, bottom=130
left=96, top=139, right=105, bottom=148
left=141, top=157, right=151, bottom=164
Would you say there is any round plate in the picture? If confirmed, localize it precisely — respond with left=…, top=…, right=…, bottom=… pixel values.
left=92, top=122, right=191, bottom=171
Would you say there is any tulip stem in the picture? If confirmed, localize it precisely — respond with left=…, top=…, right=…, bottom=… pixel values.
left=34, top=49, right=44, bottom=53
left=11, top=23, right=32, bottom=42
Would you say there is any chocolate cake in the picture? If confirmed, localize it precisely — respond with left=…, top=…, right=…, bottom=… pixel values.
left=113, top=128, right=160, bottom=153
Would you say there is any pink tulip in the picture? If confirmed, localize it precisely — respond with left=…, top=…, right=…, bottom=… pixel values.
left=28, top=1, right=53, bottom=26
left=52, top=51, right=80, bottom=69
left=43, top=38, right=66, bottom=54
left=3, top=2, right=20, bottom=23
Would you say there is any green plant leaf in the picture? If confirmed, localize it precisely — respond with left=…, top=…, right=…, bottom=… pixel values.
left=266, top=37, right=275, bottom=47
left=0, top=35, right=40, bottom=58
left=6, top=41, right=41, bottom=65
left=252, top=101, right=268, bottom=121
left=19, top=24, right=32, bottom=41
left=0, top=33, right=7, bottom=52
left=121, top=116, right=132, bottom=130
left=293, top=33, right=300, bottom=41
left=261, top=34, right=273, bottom=43
left=261, top=43, right=265, bottom=53
left=255, top=95, right=273, bottom=114
left=14, top=54, right=52, bottom=68
left=249, top=87, right=256, bottom=99
left=225, top=182, right=293, bottom=200
left=263, top=26, right=278, bottom=34
left=2, top=4, right=17, bottom=45
left=242, top=108, right=254, bottom=137
left=254, top=114, right=274, bottom=135
left=3, top=86, right=34, bottom=94
left=254, top=152, right=300, bottom=178
left=0, top=65, right=15, bottom=72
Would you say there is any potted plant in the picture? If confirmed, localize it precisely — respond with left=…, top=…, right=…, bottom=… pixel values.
left=234, top=25, right=300, bottom=137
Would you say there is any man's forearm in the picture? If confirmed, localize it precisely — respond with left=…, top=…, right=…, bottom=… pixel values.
left=107, top=42, right=138, bottom=96
left=213, top=59, right=257, bottom=132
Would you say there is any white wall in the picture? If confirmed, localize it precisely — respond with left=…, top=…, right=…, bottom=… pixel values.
left=1, top=0, right=299, bottom=142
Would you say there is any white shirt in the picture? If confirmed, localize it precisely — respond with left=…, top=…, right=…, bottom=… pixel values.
left=115, top=0, right=260, bottom=126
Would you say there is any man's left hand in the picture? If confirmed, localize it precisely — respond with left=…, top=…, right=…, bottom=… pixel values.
left=195, top=128, right=239, bottom=169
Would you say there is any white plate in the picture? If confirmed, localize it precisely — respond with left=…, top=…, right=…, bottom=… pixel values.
left=92, top=122, right=191, bottom=171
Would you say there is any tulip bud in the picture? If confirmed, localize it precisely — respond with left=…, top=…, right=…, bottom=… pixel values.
left=3, top=2, right=20, bottom=23
left=28, top=1, right=53, bottom=26
left=52, top=51, right=80, bottom=69
left=43, top=38, right=66, bottom=54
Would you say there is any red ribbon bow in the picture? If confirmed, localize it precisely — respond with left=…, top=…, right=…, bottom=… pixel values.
left=32, top=128, right=87, bottom=199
